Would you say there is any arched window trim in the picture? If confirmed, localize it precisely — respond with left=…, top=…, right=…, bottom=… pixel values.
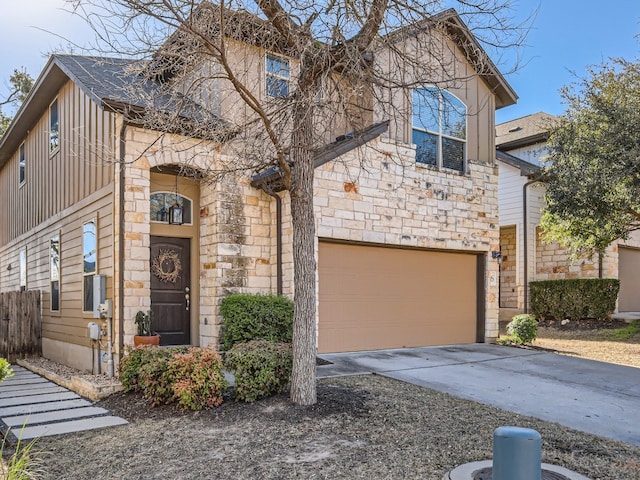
left=150, top=191, right=194, bottom=225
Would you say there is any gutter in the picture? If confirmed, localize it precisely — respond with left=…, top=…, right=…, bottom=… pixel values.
left=250, top=120, right=389, bottom=296
left=118, top=118, right=128, bottom=356
left=522, top=177, right=544, bottom=313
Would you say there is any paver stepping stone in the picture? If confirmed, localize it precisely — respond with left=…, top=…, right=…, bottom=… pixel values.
left=0, top=366, right=128, bottom=440
left=1, top=378, right=49, bottom=386
left=3, top=407, right=111, bottom=427
left=15, top=416, right=129, bottom=440
left=0, top=391, right=79, bottom=408
left=0, top=385, right=67, bottom=396
left=0, top=398, right=92, bottom=417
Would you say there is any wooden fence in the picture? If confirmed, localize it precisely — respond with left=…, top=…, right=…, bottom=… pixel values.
left=0, top=290, right=42, bottom=362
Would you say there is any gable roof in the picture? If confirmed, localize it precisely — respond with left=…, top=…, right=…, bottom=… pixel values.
left=496, top=112, right=557, bottom=151
left=0, top=55, right=224, bottom=167
left=496, top=149, right=540, bottom=176
left=416, top=9, right=517, bottom=109
left=152, top=4, right=517, bottom=109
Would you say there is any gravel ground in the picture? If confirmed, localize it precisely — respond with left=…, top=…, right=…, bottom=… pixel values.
left=18, top=375, right=640, bottom=480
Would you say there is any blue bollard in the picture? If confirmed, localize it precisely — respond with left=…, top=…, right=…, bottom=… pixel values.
left=493, top=426, right=542, bottom=480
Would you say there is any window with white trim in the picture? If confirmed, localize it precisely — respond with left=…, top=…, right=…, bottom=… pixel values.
left=19, top=248, right=27, bottom=291
left=50, top=235, right=60, bottom=312
left=19, top=143, right=25, bottom=185
left=50, top=99, right=59, bottom=153
left=266, top=54, right=290, bottom=97
left=82, top=221, right=97, bottom=312
left=412, top=87, right=467, bottom=172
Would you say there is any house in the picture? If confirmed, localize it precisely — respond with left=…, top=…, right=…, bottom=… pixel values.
left=0, top=8, right=517, bottom=372
left=496, top=112, right=640, bottom=319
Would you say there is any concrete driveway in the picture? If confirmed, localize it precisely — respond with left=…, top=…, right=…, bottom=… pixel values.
left=317, top=344, right=640, bottom=446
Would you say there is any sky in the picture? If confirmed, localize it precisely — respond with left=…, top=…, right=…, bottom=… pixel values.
left=0, top=1, right=639, bottom=123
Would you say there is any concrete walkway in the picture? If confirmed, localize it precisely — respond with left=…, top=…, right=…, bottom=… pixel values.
left=0, top=366, right=127, bottom=441
left=317, top=344, right=640, bottom=446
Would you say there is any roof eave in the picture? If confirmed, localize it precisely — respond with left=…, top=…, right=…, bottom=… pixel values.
left=0, top=58, right=69, bottom=167
left=441, top=11, right=517, bottom=109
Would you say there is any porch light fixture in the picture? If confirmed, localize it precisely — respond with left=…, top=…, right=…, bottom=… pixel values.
left=168, top=174, right=184, bottom=225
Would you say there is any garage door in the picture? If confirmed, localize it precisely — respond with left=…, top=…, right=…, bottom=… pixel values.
left=619, top=247, right=640, bottom=311
left=318, top=242, right=480, bottom=353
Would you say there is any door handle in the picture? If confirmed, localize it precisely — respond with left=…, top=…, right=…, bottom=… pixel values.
left=185, top=293, right=190, bottom=311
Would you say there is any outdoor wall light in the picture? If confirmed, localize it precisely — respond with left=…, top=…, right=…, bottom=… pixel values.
left=168, top=203, right=183, bottom=225
left=491, top=251, right=502, bottom=261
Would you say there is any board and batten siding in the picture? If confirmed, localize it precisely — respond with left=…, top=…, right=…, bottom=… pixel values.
left=0, top=79, right=116, bottom=246
left=0, top=78, right=117, bottom=354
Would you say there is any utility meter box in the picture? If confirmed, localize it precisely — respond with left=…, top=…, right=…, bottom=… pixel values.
left=92, top=275, right=107, bottom=318
left=87, top=322, right=101, bottom=340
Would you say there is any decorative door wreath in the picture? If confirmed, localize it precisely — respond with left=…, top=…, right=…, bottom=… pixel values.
left=152, top=248, right=182, bottom=283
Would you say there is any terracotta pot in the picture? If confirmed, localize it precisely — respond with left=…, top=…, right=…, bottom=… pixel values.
left=133, top=334, right=160, bottom=347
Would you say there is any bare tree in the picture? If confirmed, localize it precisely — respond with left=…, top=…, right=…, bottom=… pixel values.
left=68, top=0, right=527, bottom=405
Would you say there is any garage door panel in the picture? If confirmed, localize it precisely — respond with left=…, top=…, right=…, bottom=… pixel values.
left=318, top=242, right=478, bottom=353
left=619, top=247, right=640, bottom=312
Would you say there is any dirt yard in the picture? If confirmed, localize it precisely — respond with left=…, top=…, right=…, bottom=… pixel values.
left=7, top=320, right=640, bottom=479
left=534, top=319, right=640, bottom=368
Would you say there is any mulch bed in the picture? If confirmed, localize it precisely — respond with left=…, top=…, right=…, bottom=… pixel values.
left=26, top=375, right=640, bottom=480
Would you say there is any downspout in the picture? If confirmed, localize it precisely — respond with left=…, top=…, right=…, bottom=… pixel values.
left=265, top=191, right=283, bottom=295
left=522, top=177, right=543, bottom=313
left=118, top=119, right=128, bottom=357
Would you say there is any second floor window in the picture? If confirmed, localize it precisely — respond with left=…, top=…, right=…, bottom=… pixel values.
left=19, top=143, right=25, bottom=185
left=50, top=99, right=59, bottom=153
left=266, top=54, right=289, bottom=97
left=412, top=87, right=467, bottom=172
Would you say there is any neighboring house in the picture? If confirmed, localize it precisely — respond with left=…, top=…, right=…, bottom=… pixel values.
left=496, top=112, right=640, bottom=319
left=0, top=8, right=517, bottom=372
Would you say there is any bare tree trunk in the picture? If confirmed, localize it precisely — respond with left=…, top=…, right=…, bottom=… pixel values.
left=289, top=101, right=317, bottom=406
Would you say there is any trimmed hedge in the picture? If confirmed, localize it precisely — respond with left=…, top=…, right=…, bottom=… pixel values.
left=219, top=294, right=293, bottom=351
left=225, top=340, right=293, bottom=402
left=529, top=278, right=620, bottom=321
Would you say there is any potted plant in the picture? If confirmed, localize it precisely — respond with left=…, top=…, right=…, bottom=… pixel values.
left=134, top=310, right=160, bottom=346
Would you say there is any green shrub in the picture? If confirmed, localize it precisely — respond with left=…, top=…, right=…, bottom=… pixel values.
left=169, top=347, right=228, bottom=410
left=0, top=357, right=13, bottom=383
left=119, top=346, right=187, bottom=393
left=219, top=294, right=293, bottom=351
left=529, top=278, right=620, bottom=321
left=506, top=314, right=538, bottom=344
left=119, top=346, right=228, bottom=410
left=225, top=340, right=293, bottom=402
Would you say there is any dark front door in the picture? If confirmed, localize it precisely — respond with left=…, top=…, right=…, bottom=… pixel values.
left=150, top=236, right=191, bottom=345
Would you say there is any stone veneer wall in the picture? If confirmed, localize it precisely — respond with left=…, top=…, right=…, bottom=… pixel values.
left=535, top=227, right=599, bottom=281
left=499, top=226, right=517, bottom=308
left=120, top=128, right=500, bottom=347
left=310, top=139, right=500, bottom=341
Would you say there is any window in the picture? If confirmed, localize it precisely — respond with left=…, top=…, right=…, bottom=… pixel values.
left=83, top=221, right=97, bottom=312
left=150, top=192, right=193, bottom=224
left=50, top=235, right=60, bottom=312
left=266, top=54, right=289, bottom=97
left=412, top=87, right=467, bottom=172
left=50, top=99, right=59, bottom=153
left=19, top=144, right=25, bottom=185
left=19, top=248, right=27, bottom=291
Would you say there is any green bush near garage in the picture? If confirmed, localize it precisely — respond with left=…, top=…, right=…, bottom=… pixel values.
left=219, top=294, right=293, bottom=351
left=529, top=278, right=619, bottom=321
